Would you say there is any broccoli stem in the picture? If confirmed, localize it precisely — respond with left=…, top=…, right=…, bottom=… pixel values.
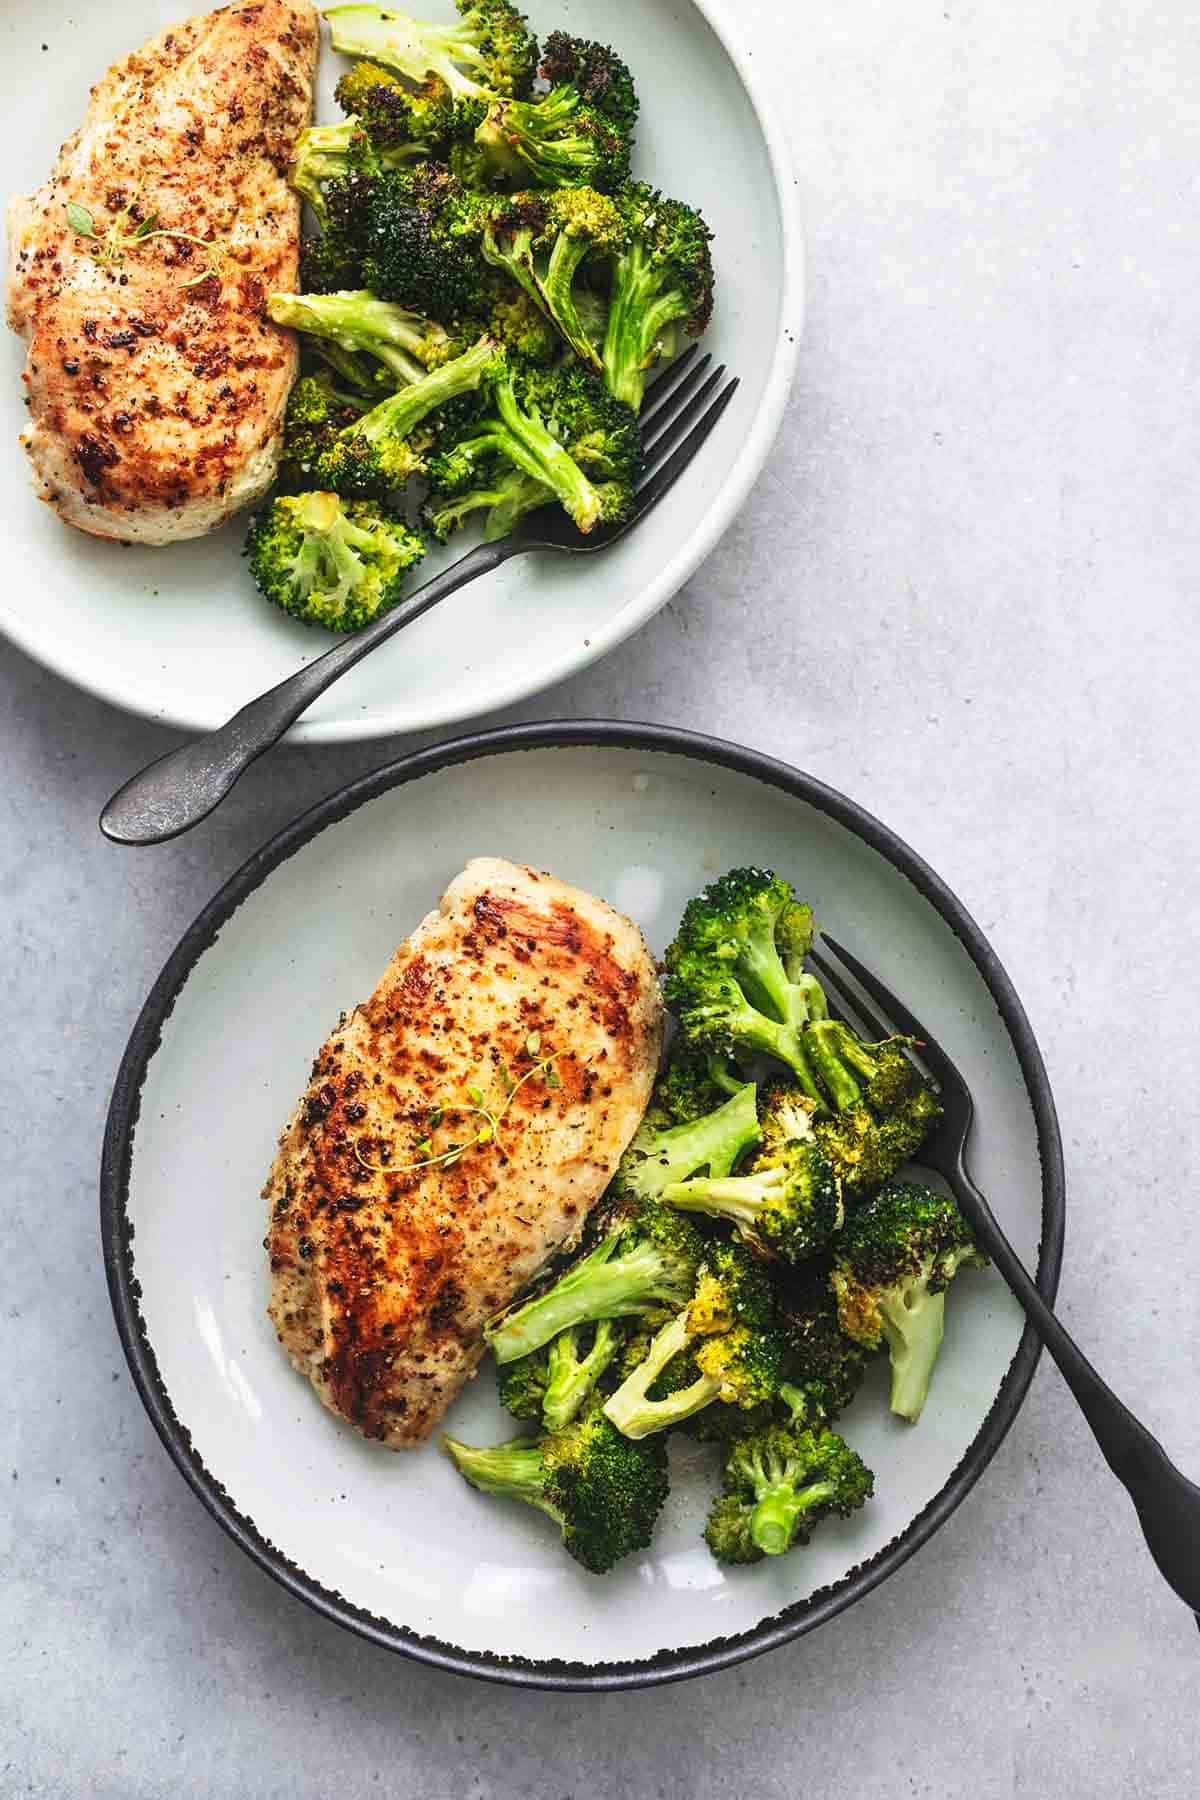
left=635, top=1081, right=761, bottom=1193
left=441, top=1436, right=561, bottom=1520
left=326, top=7, right=487, bottom=100
left=489, top=1238, right=682, bottom=1365
left=603, top=244, right=690, bottom=412
left=268, top=291, right=432, bottom=385
left=539, top=233, right=605, bottom=371
left=881, top=1288, right=946, bottom=1422
left=662, top=1171, right=779, bottom=1230
left=749, top=1480, right=836, bottom=1556
left=542, top=1321, right=621, bottom=1431
left=491, top=379, right=604, bottom=532
left=353, top=335, right=499, bottom=447
left=603, top=1312, right=720, bottom=1439
left=802, top=1022, right=881, bottom=1112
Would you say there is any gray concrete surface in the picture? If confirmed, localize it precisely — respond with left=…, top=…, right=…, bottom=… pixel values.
left=4, top=0, right=1199, bottom=1793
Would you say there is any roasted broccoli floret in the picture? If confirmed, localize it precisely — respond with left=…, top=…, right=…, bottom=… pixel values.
left=663, top=1125, right=843, bottom=1265
left=774, top=1256, right=868, bottom=1427
left=484, top=278, right=559, bottom=362
left=443, top=1402, right=669, bottom=1574
left=664, top=868, right=832, bottom=1099
left=299, top=171, right=380, bottom=293
left=612, top=1073, right=760, bottom=1206
left=315, top=334, right=503, bottom=496
left=327, top=1, right=539, bottom=101
left=539, top=31, right=640, bottom=133
left=277, top=372, right=370, bottom=490
left=244, top=491, right=425, bottom=632
left=475, top=53, right=636, bottom=192
left=603, top=1240, right=786, bottom=1439
left=657, top=1049, right=746, bottom=1126
left=288, top=117, right=429, bottom=225
left=358, top=162, right=489, bottom=317
left=268, top=291, right=457, bottom=387
left=485, top=1199, right=705, bottom=1365
left=602, top=182, right=715, bottom=412
left=496, top=1344, right=551, bottom=1422
left=425, top=359, right=640, bottom=534
left=808, top=1058, right=943, bottom=1200
left=831, top=1182, right=987, bottom=1422
left=704, top=1424, right=874, bottom=1563
left=423, top=464, right=546, bottom=541
left=334, top=61, right=459, bottom=154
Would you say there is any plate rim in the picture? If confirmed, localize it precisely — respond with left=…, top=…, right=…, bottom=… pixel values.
left=101, top=720, right=1066, bottom=1690
left=0, top=0, right=804, bottom=743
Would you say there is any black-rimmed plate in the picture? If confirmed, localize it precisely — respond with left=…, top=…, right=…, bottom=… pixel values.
left=102, top=724, right=1063, bottom=1688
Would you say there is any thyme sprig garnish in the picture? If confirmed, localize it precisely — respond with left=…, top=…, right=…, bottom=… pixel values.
left=354, top=1033, right=565, bottom=1176
left=65, top=196, right=231, bottom=289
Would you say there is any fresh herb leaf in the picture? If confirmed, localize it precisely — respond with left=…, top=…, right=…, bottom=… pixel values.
left=525, top=1031, right=541, bottom=1057
left=66, top=202, right=96, bottom=237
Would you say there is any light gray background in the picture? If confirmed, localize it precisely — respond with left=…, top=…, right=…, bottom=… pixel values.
left=3, top=0, right=1198, bottom=1793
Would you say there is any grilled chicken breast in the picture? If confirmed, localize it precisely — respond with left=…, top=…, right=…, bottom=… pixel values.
left=6, top=0, right=316, bottom=544
left=265, top=858, right=664, bottom=1449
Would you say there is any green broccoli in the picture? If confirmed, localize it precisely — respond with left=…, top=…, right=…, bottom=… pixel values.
left=315, top=334, right=503, bottom=496
left=496, top=1345, right=551, bottom=1422
left=359, top=162, right=489, bottom=318
left=539, top=31, right=640, bottom=133
left=244, top=491, right=425, bottom=632
left=485, top=1199, right=704, bottom=1365
left=268, top=291, right=457, bottom=387
left=287, top=118, right=429, bottom=226
left=662, top=1128, right=843, bottom=1265
left=334, top=62, right=460, bottom=154
left=831, top=1181, right=987, bottom=1422
left=542, top=1319, right=623, bottom=1431
left=423, top=465, right=546, bottom=541
left=327, top=1, right=540, bottom=101
left=425, top=359, right=641, bottom=534
left=277, top=372, right=370, bottom=491
left=613, top=1073, right=760, bottom=1204
left=603, top=1240, right=786, bottom=1439
left=704, top=1424, right=874, bottom=1563
left=443, top=1402, right=669, bottom=1574
left=656, top=1049, right=746, bottom=1125
left=474, top=45, right=636, bottom=192
left=602, top=182, right=715, bottom=412
left=663, top=868, right=832, bottom=1100
left=774, top=1256, right=868, bottom=1427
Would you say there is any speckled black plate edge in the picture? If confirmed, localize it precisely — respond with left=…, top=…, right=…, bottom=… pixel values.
left=100, top=720, right=1065, bottom=1691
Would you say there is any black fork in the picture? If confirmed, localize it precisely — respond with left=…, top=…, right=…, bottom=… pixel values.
left=810, top=934, right=1200, bottom=1627
left=99, top=350, right=739, bottom=846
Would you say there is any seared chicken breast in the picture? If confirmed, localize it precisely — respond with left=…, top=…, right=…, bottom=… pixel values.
left=265, top=859, right=664, bottom=1449
left=6, top=0, right=316, bottom=544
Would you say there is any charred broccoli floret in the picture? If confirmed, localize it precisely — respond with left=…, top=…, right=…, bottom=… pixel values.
left=496, top=1344, right=551, bottom=1422
left=612, top=1072, right=760, bottom=1206
left=359, top=162, right=489, bottom=317
left=832, top=1182, right=987, bottom=1422
left=315, top=334, right=503, bottom=495
left=277, top=372, right=370, bottom=491
left=603, top=1241, right=786, bottom=1439
left=244, top=491, right=425, bottom=632
left=474, top=47, right=636, bottom=192
left=602, top=182, right=715, bottom=412
left=664, top=868, right=832, bottom=1099
left=485, top=1199, right=704, bottom=1365
left=539, top=31, right=640, bottom=133
left=657, top=1049, right=746, bottom=1126
left=425, top=359, right=640, bottom=534
left=663, top=1122, right=843, bottom=1265
left=334, top=62, right=460, bottom=154
left=443, top=1401, right=669, bottom=1574
left=327, top=1, right=539, bottom=101
left=704, top=1424, right=874, bottom=1563
left=774, top=1256, right=868, bottom=1427
left=268, top=290, right=457, bottom=387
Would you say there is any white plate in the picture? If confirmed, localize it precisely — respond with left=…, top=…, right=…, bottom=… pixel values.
left=103, top=727, right=1064, bottom=1687
left=0, top=0, right=801, bottom=740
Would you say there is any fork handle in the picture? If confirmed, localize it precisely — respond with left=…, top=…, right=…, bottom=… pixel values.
left=948, top=1159, right=1197, bottom=1534
left=99, top=538, right=516, bottom=846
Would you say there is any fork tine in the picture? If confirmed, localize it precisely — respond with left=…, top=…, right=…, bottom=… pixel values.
left=629, top=376, right=739, bottom=523
left=641, top=365, right=726, bottom=470
left=640, top=354, right=714, bottom=450
left=808, top=949, right=895, bottom=1044
left=641, top=344, right=702, bottom=414
left=819, top=935, right=934, bottom=1046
